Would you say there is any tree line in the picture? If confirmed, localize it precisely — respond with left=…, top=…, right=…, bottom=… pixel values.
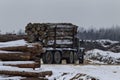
left=77, top=25, right=120, bottom=41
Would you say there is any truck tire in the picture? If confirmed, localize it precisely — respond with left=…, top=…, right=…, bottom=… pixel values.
left=73, top=52, right=78, bottom=64
left=66, top=51, right=74, bottom=64
left=54, top=51, right=62, bottom=64
left=42, top=51, right=53, bottom=64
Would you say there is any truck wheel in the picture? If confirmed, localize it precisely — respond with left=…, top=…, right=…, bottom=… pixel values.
left=54, top=51, right=62, bottom=64
left=73, top=52, right=78, bottom=64
left=67, top=52, right=74, bottom=64
left=42, top=51, right=53, bottom=64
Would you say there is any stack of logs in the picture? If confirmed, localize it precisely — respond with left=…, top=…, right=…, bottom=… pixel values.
left=25, top=23, right=78, bottom=48
left=0, top=43, right=43, bottom=61
left=0, top=41, right=53, bottom=79
left=0, top=42, right=43, bottom=69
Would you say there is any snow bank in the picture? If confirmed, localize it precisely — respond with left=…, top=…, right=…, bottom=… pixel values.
left=41, top=65, right=120, bottom=80
left=96, top=39, right=119, bottom=44
left=96, top=39, right=119, bottom=48
left=85, top=49, right=120, bottom=64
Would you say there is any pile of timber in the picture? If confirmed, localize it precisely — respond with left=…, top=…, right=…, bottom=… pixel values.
left=0, top=61, right=52, bottom=79
left=25, top=23, right=78, bottom=48
left=0, top=40, right=53, bottom=79
left=0, top=43, right=44, bottom=61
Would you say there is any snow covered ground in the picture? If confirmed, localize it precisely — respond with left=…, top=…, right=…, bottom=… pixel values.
left=95, top=39, right=119, bottom=47
left=44, top=65, right=120, bottom=80
left=0, top=64, right=120, bottom=80
left=85, top=49, right=120, bottom=64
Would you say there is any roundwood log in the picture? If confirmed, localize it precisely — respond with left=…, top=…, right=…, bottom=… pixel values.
left=0, top=52, right=31, bottom=61
left=0, top=46, right=29, bottom=52
left=45, top=44, right=73, bottom=48
left=38, top=31, right=45, bottom=36
left=25, top=31, right=33, bottom=35
left=26, top=26, right=77, bottom=34
left=46, top=37, right=73, bottom=40
left=4, top=61, right=41, bottom=69
left=31, top=28, right=36, bottom=32
left=34, top=31, right=38, bottom=35
left=47, top=32, right=73, bottom=36
left=27, top=35, right=36, bottom=43
left=36, top=26, right=40, bottom=31
left=47, top=29, right=75, bottom=33
left=21, top=77, right=48, bottom=80
left=0, top=44, right=43, bottom=54
left=0, top=70, right=52, bottom=77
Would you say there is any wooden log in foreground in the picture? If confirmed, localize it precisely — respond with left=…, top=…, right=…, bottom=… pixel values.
left=0, top=43, right=44, bottom=61
left=4, top=61, right=41, bottom=69
left=0, top=52, right=31, bottom=61
left=0, top=46, right=28, bottom=52
left=0, top=70, right=52, bottom=77
left=21, top=77, right=48, bottom=80
left=0, top=44, right=43, bottom=54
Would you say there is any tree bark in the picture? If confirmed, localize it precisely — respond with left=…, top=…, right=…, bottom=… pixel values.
left=0, top=70, right=52, bottom=77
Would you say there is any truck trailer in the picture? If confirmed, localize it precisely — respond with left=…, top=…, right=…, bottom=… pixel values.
left=25, top=23, right=84, bottom=64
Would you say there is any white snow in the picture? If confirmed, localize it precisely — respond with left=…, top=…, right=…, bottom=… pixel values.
left=85, top=39, right=119, bottom=44
left=96, top=39, right=119, bottom=44
left=96, top=39, right=119, bottom=48
left=48, top=40, right=72, bottom=45
left=85, top=49, right=120, bottom=64
left=0, top=64, right=120, bottom=80
left=42, top=65, right=120, bottom=80
left=0, top=66, right=36, bottom=72
left=0, top=61, right=35, bottom=65
left=84, top=39, right=119, bottom=47
left=0, top=50, right=22, bottom=54
left=86, top=49, right=120, bottom=58
left=0, top=76, right=23, bottom=80
left=0, top=39, right=27, bottom=48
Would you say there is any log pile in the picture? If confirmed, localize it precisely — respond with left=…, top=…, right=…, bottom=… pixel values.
left=0, top=64, right=53, bottom=79
left=0, top=43, right=44, bottom=61
left=0, top=40, right=44, bottom=68
left=0, top=40, right=53, bottom=79
left=25, top=23, right=78, bottom=48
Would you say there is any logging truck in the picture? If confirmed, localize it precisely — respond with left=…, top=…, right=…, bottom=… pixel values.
left=25, top=23, right=85, bottom=64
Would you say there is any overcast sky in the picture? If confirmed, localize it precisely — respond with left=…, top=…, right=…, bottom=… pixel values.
left=0, top=0, right=120, bottom=33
